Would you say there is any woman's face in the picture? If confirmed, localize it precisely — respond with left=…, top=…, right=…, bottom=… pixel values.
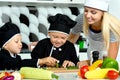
left=84, top=7, right=104, bottom=26
left=49, top=32, right=68, bottom=48
left=4, top=34, right=22, bottom=54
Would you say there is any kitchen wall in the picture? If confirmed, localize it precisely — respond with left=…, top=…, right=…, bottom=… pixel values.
left=0, top=5, right=84, bottom=49
left=109, top=0, right=120, bottom=20
left=109, top=0, right=120, bottom=65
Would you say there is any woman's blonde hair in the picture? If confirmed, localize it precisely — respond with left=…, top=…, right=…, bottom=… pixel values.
left=83, top=12, right=120, bottom=51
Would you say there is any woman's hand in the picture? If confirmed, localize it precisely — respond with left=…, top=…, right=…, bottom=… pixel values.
left=39, top=57, right=58, bottom=67
left=62, top=60, right=75, bottom=68
left=77, top=60, right=89, bottom=68
left=28, top=42, right=38, bottom=51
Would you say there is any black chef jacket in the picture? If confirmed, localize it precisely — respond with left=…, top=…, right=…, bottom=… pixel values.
left=0, top=49, right=38, bottom=70
left=31, top=38, right=79, bottom=67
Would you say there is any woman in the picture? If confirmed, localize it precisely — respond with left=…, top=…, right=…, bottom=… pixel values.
left=72, top=0, right=120, bottom=67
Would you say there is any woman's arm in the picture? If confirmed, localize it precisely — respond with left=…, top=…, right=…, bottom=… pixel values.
left=68, top=33, right=80, bottom=44
left=28, top=41, right=38, bottom=51
left=108, top=42, right=119, bottom=59
left=77, top=60, right=90, bottom=68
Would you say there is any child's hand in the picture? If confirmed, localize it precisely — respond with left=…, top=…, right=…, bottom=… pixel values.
left=62, top=60, right=75, bottom=68
left=39, top=57, right=58, bottom=67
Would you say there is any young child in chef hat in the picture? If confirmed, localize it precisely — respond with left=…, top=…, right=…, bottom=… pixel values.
left=0, top=22, right=45, bottom=70
left=31, top=13, right=79, bottom=68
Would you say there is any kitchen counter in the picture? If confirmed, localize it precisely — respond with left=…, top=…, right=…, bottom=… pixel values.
left=23, top=71, right=80, bottom=80
left=0, top=68, right=119, bottom=80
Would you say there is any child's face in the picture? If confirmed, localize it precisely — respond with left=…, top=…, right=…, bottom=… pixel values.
left=49, top=32, right=68, bottom=48
left=3, top=34, right=22, bottom=54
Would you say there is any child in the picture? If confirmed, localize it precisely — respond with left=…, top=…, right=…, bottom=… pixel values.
left=31, top=14, right=79, bottom=68
left=0, top=22, right=41, bottom=70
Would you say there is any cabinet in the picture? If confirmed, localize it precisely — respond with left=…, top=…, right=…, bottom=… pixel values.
left=0, top=0, right=84, bottom=7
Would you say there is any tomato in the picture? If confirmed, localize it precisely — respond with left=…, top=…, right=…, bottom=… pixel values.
left=4, top=72, right=11, bottom=76
left=80, top=65, right=89, bottom=79
left=107, top=70, right=119, bottom=79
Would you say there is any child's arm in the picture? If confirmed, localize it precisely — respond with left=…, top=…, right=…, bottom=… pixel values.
left=38, top=57, right=58, bottom=67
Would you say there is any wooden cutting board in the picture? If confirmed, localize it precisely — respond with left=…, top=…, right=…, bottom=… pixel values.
left=46, top=68, right=79, bottom=73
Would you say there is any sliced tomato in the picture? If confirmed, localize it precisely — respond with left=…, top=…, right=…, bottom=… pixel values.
left=80, top=65, right=89, bottom=79
left=107, top=70, right=119, bottom=79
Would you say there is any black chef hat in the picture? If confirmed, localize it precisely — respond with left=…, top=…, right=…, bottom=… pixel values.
left=48, top=14, right=77, bottom=34
left=0, top=22, right=20, bottom=48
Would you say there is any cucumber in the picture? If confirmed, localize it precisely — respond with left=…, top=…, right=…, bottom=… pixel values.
left=67, top=66, right=78, bottom=69
left=20, top=67, right=58, bottom=80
